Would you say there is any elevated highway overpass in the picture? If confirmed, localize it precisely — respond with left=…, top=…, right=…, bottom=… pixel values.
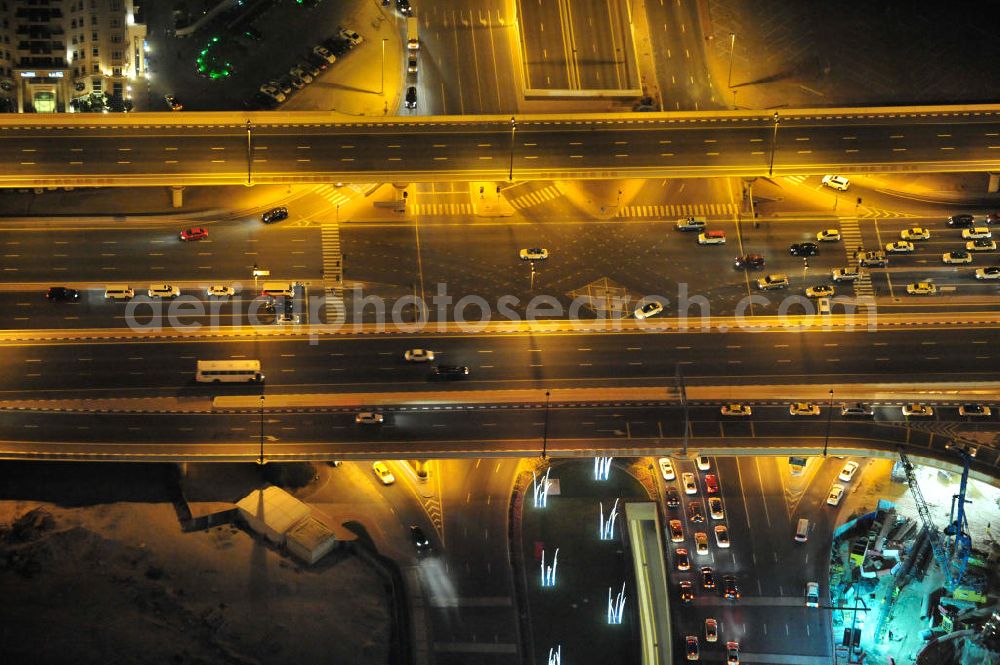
left=2, top=104, right=1000, bottom=187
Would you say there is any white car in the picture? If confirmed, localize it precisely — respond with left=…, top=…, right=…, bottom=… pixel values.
left=902, top=403, right=934, bottom=417
left=967, top=239, right=997, bottom=252
left=831, top=267, right=861, bottom=282
left=906, top=282, right=937, bottom=295
left=942, top=251, right=973, bottom=264
left=206, top=285, right=236, bottom=297
left=372, top=461, right=395, bottom=484
left=698, top=231, right=727, bottom=245
left=338, top=27, right=364, bottom=46
left=975, top=266, right=1000, bottom=279
left=901, top=227, right=930, bottom=241
left=682, top=472, right=698, bottom=495
left=289, top=65, right=313, bottom=83
left=658, top=457, right=676, bottom=481
left=694, top=531, right=709, bottom=555
left=805, top=582, right=820, bottom=608
left=404, top=348, right=435, bottom=362
left=148, top=284, right=180, bottom=298
left=696, top=455, right=710, bottom=471
left=790, top=402, right=821, bottom=416
left=821, top=175, right=850, bottom=191
left=962, top=227, right=992, bottom=239
left=708, top=497, right=725, bottom=520
left=838, top=461, right=859, bottom=482
left=259, top=83, right=286, bottom=103
left=356, top=411, right=384, bottom=425
left=721, top=403, right=751, bottom=417
left=756, top=274, right=789, bottom=290
left=634, top=301, right=664, bottom=320
left=519, top=247, right=549, bottom=261
left=827, top=484, right=845, bottom=506
left=713, top=525, right=730, bottom=548
left=816, top=229, right=841, bottom=242
left=885, top=241, right=914, bottom=253
left=312, top=45, right=336, bottom=63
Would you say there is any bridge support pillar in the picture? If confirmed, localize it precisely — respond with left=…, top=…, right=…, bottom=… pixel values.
left=988, top=173, right=999, bottom=193
left=170, top=186, right=185, bottom=208
left=409, top=460, right=430, bottom=480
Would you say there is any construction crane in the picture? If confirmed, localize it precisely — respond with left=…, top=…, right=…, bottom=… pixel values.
left=897, top=446, right=973, bottom=592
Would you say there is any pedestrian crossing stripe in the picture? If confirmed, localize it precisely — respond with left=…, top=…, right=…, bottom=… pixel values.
left=408, top=203, right=475, bottom=216
left=618, top=203, right=738, bottom=218
left=320, top=223, right=346, bottom=324
left=508, top=184, right=563, bottom=209
left=782, top=175, right=809, bottom=184
left=838, top=217, right=875, bottom=298
left=314, top=184, right=352, bottom=208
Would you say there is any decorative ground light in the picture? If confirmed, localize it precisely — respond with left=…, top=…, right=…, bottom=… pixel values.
left=196, top=36, right=233, bottom=79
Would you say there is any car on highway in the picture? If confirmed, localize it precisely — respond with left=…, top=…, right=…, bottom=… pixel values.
left=688, top=501, right=705, bottom=523
left=675, top=547, right=691, bottom=571
left=682, top=472, right=698, bottom=495
left=816, top=229, right=841, bottom=242
left=704, top=474, right=719, bottom=495
left=831, top=267, right=861, bottom=282
left=675, top=216, right=707, bottom=231
left=519, top=247, right=549, bottom=260
left=901, top=227, right=930, bottom=240
left=988, top=212, right=1000, bottom=225
left=372, top=461, right=395, bottom=485
left=396, top=0, right=413, bottom=16
left=805, top=284, right=834, bottom=298
left=698, top=230, right=727, bottom=245
left=705, top=618, right=718, bottom=642
left=104, top=285, right=135, bottom=300
left=433, top=365, right=469, bottom=379
left=338, top=27, right=364, bottom=47
left=679, top=580, right=695, bottom=604
left=721, top=403, right=751, bottom=416
left=148, top=284, right=180, bottom=298
left=722, top=575, right=740, bottom=600
left=714, top=525, right=730, bottom=548
left=634, top=301, right=664, bottom=320
left=46, top=286, right=80, bottom=301
left=694, top=531, right=709, bottom=555
left=902, top=403, right=934, bottom=417
left=355, top=411, right=384, bottom=425
left=665, top=486, right=681, bottom=509
left=959, top=404, right=992, bottom=417
left=756, top=274, right=789, bottom=290
left=975, top=266, right=1000, bottom=279
left=789, top=242, right=819, bottom=256
left=841, top=402, right=874, bottom=417
left=261, top=206, right=288, bottom=223
left=206, top=285, right=236, bottom=297
left=669, top=519, right=684, bottom=542
left=967, top=239, right=997, bottom=251
left=708, top=497, right=725, bottom=520
left=885, top=240, right=914, bottom=253
left=701, top=566, right=716, bottom=589
left=410, top=525, right=430, bottom=552
left=942, top=251, right=973, bottom=264
left=839, top=460, right=860, bottom=481
left=407, top=54, right=418, bottom=74
left=806, top=582, right=820, bottom=608
left=696, top=455, right=711, bottom=471
left=906, top=282, right=937, bottom=295
left=404, top=348, right=435, bottom=362
left=962, top=227, right=992, bottom=239
left=790, top=402, right=821, bottom=416
left=179, top=227, right=208, bottom=241
left=658, top=457, right=676, bottom=481
left=734, top=253, right=765, bottom=269
left=821, top=175, right=850, bottom=191
left=164, top=94, right=183, bottom=111
left=947, top=214, right=975, bottom=227
left=827, top=484, right=845, bottom=506
left=857, top=250, right=887, bottom=267
left=685, top=635, right=699, bottom=661
left=405, top=86, right=418, bottom=108
left=726, top=640, right=740, bottom=664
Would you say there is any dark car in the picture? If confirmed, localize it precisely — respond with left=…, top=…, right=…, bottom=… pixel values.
left=261, top=206, right=289, bottom=224
left=734, top=253, right=765, bottom=269
left=701, top=566, right=716, bottom=589
left=948, top=214, right=975, bottom=227
left=722, top=575, right=741, bottom=600
left=987, top=212, right=1000, bottom=225
left=665, top=486, right=681, bottom=509
left=687, top=501, right=705, bottom=523
left=679, top=580, right=695, bottom=604
left=46, top=286, right=80, bottom=302
left=304, top=52, right=329, bottom=71
left=299, top=61, right=321, bottom=78
left=397, top=0, right=413, bottom=15
left=433, top=365, right=469, bottom=379
left=789, top=242, right=819, bottom=257
left=322, top=37, right=352, bottom=57
left=410, top=525, right=430, bottom=552
left=405, top=86, right=417, bottom=109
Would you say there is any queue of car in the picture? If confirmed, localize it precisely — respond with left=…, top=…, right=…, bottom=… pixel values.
left=256, top=28, right=363, bottom=106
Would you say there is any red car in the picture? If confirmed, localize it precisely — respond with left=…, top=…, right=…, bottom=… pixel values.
left=704, top=474, right=719, bottom=494
left=179, top=227, right=208, bottom=241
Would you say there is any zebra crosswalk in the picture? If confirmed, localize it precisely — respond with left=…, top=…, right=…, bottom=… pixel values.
left=321, top=223, right=346, bottom=324
left=507, top=184, right=563, bottom=210
left=838, top=217, right=875, bottom=298
left=619, top=203, right=737, bottom=218
left=408, top=203, right=475, bottom=216
left=314, top=184, right=353, bottom=209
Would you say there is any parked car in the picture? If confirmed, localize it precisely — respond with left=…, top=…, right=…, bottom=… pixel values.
left=634, top=301, right=664, bottom=320
left=164, top=94, right=183, bottom=111
left=338, top=27, right=364, bottom=47
left=312, top=45, right=336, bottom=63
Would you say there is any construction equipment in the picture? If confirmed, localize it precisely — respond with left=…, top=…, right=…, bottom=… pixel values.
left=897, top=446, right=973, bottom=592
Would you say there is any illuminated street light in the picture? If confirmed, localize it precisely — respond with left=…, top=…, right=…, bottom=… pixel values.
left=727, top=33, right=736, bottom=88
left=508, top=116, right=517, bottom=181
left=768, top=112, right=780, bottom=177
left=823, top=389, right=834, bottom=457
left=258, top=395, right=265, bottom=465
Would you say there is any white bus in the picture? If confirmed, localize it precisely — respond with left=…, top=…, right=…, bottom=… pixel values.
left=406, top=16, right=419, bottom=50
left=196, top=360, right=264, bottom=383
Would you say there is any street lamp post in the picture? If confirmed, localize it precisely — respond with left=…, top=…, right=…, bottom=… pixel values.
left=508, top=116, right=517, bottom=181
left=823, top=389, right=834, bottom=457
left=542, top=390, right=551, bottom=459
left=380, top=38, right=387, bottom=95
left=529, top=262, right=537, bottom=290
left=258, top=395, right=265, bottom=465
left=727, top=33, right=736, bottom=88
left=245, top=120, right=252, bottom=185
left=768, top=112, right=780, bottom=177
